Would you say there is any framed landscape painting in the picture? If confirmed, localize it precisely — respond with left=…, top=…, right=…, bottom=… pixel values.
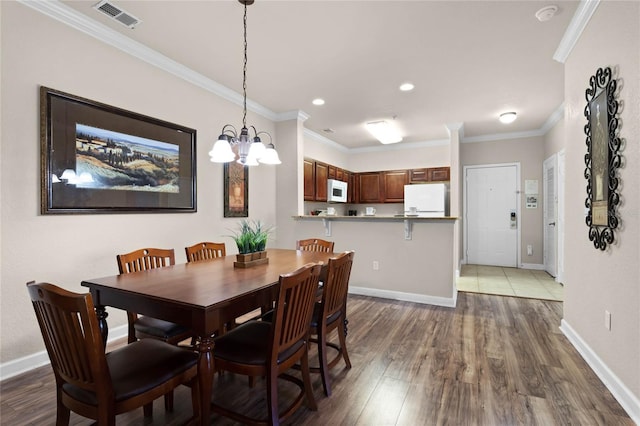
left=40, top=86, right=196, bottom=214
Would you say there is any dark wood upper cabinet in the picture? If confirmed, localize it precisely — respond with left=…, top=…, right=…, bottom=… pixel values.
left=328, top=165, right=336, bottom=180
left=409, top=168, right=429, bottom=183
left=303, top=159, right=315, bottom=201
left=429, top=167, right=450, bottom=182
left=314, top=162, right=328, bottom=201
left=383, top=170, right=409, bottom=203
left=336, top=168, right=345, bottom=181
left=358, top=172, right=383, bottom=203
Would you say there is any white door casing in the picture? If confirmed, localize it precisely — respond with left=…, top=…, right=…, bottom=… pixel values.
left=464, top=163, right=520, bottom=267
left=543, top=155, right=558, bottom=277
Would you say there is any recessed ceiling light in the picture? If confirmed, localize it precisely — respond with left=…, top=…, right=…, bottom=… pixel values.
left=499, top=112, right=517, bottom=124
left=399, top=83, right=415, bottom=92
left=312, top=98, right=325, bottom=106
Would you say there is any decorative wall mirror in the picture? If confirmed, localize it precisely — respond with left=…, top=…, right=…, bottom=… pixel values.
left=584, top=67, right=621, bottom=250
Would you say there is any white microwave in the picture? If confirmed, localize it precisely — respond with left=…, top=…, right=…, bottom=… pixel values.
left=327, top=179, right=348, bottom=203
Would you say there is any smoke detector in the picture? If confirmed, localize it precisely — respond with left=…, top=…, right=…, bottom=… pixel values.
left=93, top=0, right=142, bottom=29
left=535, top=5, right=558, bottom=22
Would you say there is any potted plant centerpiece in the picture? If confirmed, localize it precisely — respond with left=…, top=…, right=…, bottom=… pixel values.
left=228, top=220, right=272, bottom=268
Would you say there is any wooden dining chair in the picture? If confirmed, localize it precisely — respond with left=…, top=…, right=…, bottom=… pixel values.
left=308, top=250, right=355, bottom=396
left=296, top=238, right=335, bottom=253
left=26, top=281, right=201, bottom=425
left=211, top=262, right=322, bottom=425
left=116, top=248, right=193, bottom=346
left=116, top=247, right=195, bottom=412
left=185, top=241, right=226, bottom=262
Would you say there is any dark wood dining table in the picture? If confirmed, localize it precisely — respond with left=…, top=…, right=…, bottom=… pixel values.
left=81, top=248, right=334, bottom=425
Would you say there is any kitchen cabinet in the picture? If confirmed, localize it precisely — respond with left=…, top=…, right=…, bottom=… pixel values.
left=303, top=159, right=315, bottom=201
left=429, top=167, right=450, bottom=182
left=328, top=165, right=336, bottom=180
left=410, top=167, right=450, bottom=183
left=358, top=172, right=383, bottom=203
left=383, top=170, right=409, bottom=203
left=314, top=162, right=328, bottom=201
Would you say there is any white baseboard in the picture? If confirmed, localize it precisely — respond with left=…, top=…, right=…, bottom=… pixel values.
left=348, top=286, right=457, bottom=308
left=520, top=263, right=546, bottom=270
left=560, top=319, right=640, bottom=424
left=0, top=325, right=128, bottom=382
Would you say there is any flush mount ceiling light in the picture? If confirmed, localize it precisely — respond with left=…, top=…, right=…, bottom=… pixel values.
left=399, top=83, right=415, bottom=92
left=209, top=0, right=280, bottom=166
left=312, top=98, right=325, bottom=106
left=499, top=112, right=518, bottom=124
left=535, top=5, right=558, bottom=22
left=365, top=121, right=402, bottom=144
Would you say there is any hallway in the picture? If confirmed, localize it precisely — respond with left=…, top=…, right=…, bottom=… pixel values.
left=457, top=264, right=563, bottom=301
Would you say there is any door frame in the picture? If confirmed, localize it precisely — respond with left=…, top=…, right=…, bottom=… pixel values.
left=462, top=162, right=521, bottom=267
left=556, top=150, right=565, bottom=283
left=543, top=154, right=558, bottom=277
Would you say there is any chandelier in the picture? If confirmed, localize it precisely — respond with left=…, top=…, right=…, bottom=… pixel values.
left=209, top=0, right=280, bottom=166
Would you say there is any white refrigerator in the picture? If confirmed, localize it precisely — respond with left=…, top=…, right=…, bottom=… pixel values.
left=404, top=183, right=447, bottom=217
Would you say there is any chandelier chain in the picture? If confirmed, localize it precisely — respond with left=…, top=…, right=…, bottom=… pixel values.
left=242, top=1, right=248, bottom=129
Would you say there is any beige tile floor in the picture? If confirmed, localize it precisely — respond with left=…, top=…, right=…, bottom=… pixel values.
left=457, top=264, right=563, bottom=301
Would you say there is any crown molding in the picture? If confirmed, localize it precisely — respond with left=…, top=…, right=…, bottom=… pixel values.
left=553, top=0, right=601, bottom=63
left=303, top=129, right=349, bottom=152
left=276, top=110, right=310, bottom=123
left=18, top=0, right=279, bottom=121
left=349, top=138, right=450, bottom=154
left=539, top=103, right=565, bottom=134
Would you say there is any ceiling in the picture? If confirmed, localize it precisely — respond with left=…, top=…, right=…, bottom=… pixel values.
left=61, top=0, right=579, bottom=149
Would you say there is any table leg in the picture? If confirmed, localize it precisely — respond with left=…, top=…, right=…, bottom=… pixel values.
left=96, top=305, right=109, bottom=347
left=197, top=335, right=215, bottom=425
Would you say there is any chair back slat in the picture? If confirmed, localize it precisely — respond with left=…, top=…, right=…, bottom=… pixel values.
left=296, top=238, right=335, bottom=253
left=185, top=242, right=226, bottom=262
left=271, top=263, right=322, bottom=362
left=323, top=251, right=355, bottom=317
left=117, top=248, right=175, bottom=274
left=27, top=282, right=109, bottom=394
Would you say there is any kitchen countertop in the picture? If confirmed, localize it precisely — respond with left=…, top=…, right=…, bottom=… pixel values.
left=293, top=215, right=458, bottom=220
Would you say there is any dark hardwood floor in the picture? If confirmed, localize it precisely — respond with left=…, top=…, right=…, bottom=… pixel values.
left=1, top=293, right=632, bottom=425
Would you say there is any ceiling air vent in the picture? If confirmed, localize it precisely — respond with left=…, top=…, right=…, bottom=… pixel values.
left=93, top=0, right=141, bottom=29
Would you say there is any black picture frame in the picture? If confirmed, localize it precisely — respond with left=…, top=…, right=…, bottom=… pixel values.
left=223, top=146, right=248, bottom=217
left=40, top=86, right=196, bottom=214
left=584, top=67, right=621, bottom=250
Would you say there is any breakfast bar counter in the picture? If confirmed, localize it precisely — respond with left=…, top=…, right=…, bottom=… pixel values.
left=291, top=215, right=459, bottom=307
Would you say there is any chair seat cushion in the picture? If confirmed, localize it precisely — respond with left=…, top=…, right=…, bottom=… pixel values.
left=214, top=321, right=271, bottom=365
left=62, top=339, right=198, bottom=405
left=310, top=302, right=342, bottom=329
left=134, top=315, right=190, bottom=339
left=214, top=321, right=307, bottom=365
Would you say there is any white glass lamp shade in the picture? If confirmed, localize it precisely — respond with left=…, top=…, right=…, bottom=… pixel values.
left=259, top=145, right=281, bottom=164
left=248, top=140, right=266, bottom=160
left=209, top=138, right=236, bottom=163
left=51, top=174, right=61, bottom=183
left=242, top=155, right=259, bottom=166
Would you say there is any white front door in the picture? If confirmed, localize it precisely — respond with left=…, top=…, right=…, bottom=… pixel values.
left=543, top=155, right=558, bottom=277
left=465, top=164, right=519, bottom=267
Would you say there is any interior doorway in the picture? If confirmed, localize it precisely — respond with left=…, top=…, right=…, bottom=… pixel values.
left=464, top=163, right=520, bottom=267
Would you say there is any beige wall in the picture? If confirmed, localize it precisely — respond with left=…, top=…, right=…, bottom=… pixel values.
left=347, top=142, right=450, bottom=172
left=563, top=0, right=639, bottom=407
left=0, top=2, right=277, bottom=363
left=460, top=136, right=545, bottom=266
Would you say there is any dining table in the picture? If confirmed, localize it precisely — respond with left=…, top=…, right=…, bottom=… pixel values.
left=81, top=248, right=335, bottom=425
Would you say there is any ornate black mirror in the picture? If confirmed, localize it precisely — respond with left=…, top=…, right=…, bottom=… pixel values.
left=584, top=67, right=621, bottom=250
